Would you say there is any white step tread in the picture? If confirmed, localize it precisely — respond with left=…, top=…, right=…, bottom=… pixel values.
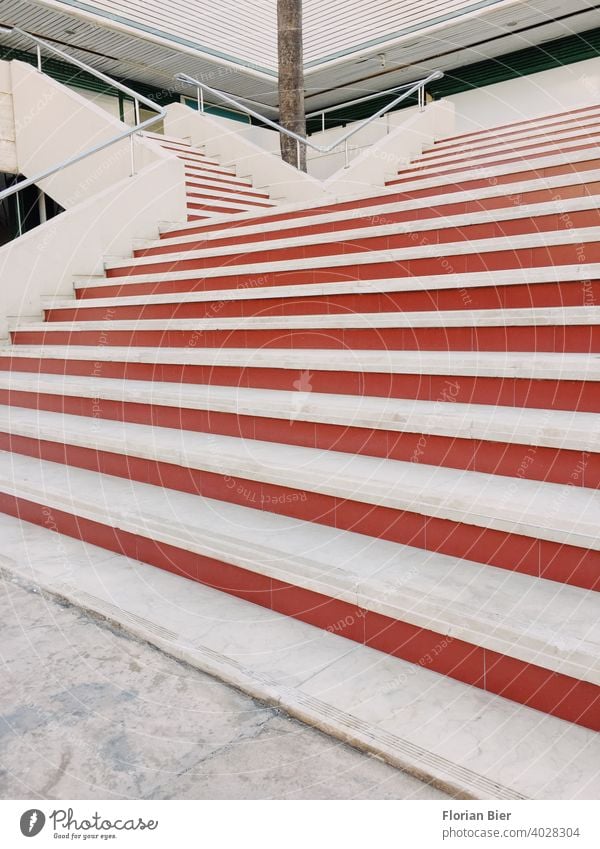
left=0, top=407, right=597, bottom=551
left=152, top=169, right=600, bottom=249
left=104, top=194, right=600, bottom=271
left=15, top=306, right=600, bottom=332
left=76, top=228, right=600, bottom=289
left=2, top=346, right=598, bottom=381
left=3, top=512, right=598, bottom=799
left=45, top=264, right=600, bottom=311
left=0, top=449, right=597, bottom=686
left=0, top=371, right=597, bottom=452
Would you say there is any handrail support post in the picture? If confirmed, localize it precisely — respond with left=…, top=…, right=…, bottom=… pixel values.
left=37, top=188, right=46, bottom=224
left=16, top=193, right=22, bottom=237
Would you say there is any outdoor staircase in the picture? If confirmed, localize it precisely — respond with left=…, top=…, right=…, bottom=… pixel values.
left=0, top=101, right=599, bottom=797
left=144, top=130, right=276, bottom=219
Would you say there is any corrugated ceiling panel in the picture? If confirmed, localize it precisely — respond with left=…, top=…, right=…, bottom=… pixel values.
left=303, top=0, right=519, bottom=63
left=0, top=0, right=278, bottom=100
left=53, top=0, right=278, bottom=70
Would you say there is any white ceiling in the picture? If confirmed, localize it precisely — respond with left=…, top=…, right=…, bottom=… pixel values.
left=0, top=0, right=597, bottom=110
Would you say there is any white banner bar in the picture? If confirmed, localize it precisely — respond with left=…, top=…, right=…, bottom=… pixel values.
left=0, top=800, right=599, bottom=848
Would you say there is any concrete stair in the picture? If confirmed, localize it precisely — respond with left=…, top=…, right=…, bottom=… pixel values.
left=0, top=102, right=599, bottom=794
left=142, top=131, right=276, bottom=219
left=2, top=510, right=598, bottom=800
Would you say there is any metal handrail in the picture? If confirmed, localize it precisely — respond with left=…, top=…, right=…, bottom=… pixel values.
left=306, top=81, right=434, bottom=133
left=0, top=25, right=166, bottom=229
left=175, top=69, right=443, bottom=169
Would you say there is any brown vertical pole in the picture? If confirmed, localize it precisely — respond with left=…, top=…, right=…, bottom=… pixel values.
left=277, top=0, right=307, bottom=171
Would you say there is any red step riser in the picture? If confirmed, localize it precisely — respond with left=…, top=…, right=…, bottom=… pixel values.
left=1, top=389, right=596, bottom=488
left=2, top=358, right=595, bottom=411
left=163, top=159, right=600, bottom=241
left=172, top=154, right=221, bottom=168
left=177, top=157, right=235, bottom=171
left=422, top=118, right=600, bottom=159
left=178, top=156, right=227, bottom=169
left=182, top=159, right=236, bottom=172
left=140, top=182, right=600, bottom=257
left=185, top=202, right=248, bottom=215
left=176, top=153, right=223, bottom=165
left=1, top=491, right=597, bottom=729
left=387, top=141, right=600, bottom=186
left=11, top=325, right=600, bottom=353
left=1, top=433, right=597, bottom=593
left=46, top=280, right=600, bottom=323
left=184, top=168, right=268, bottom=195
left=385, top=160, right=600, bottom=201
left=406, top=132, right=600, bottom=173
left=111, top=210, right=600, bottom=276
left=439, top=104, right=600, bottom=145
left=186, top=183, right=268, bottom=201
left=185, top=174, right=255, bottom=190
left=96, top=244, right=600, bottom=298
left=188, top=196, right=273, bottom=209
left=160, top=144, right=206, bottom=157
left=180, top=164, right=237, bottom=177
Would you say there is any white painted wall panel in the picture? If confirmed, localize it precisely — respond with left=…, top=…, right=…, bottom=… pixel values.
left=447, top=56, right=600, bottom=134
left=0, top=61, right=17, bottom=174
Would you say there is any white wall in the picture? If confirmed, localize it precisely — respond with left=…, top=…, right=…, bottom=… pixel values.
left=0, top=155, right=187, bottom=340
left=0, top=61, right=17, bottom=174
left=447, top=56, right=600, bottom=136
left=230, top=120, right=280, bottom=153
left=325, top=99, right=455, bottom=195
left=9, top=60, right=172, bottom=209
left=0, top=61, right=188, bottom=338
left=193, top=112, right=281, bottom=154
left=306, top=106, right=430, bottom=179
left=307, top=119, right=388, bottom=179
